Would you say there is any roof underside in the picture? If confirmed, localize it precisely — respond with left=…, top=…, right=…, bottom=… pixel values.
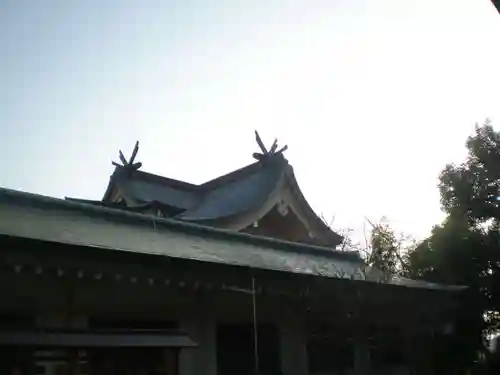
left=0, top=188, right=464, bottom=292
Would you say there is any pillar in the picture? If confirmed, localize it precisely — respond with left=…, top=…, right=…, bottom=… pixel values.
left=353, top=337, right=371, bottom=375
left=279, top=317, right=308, bottom=375
left=178, top=318, right=217, bottom=375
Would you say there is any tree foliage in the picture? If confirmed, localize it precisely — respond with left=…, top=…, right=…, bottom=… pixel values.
left=439, top=120, right=500, bottom=225
left=337, top=217, right=412, bottom=277
left=343, top=121, right=500, bottom=373
left=365, top=217, right=411, bottom=276
left=406, top=217, right=493, bottom=373
left=406, top=120, right=500, bottom=373
left=340, top=121, right=500, bottom=372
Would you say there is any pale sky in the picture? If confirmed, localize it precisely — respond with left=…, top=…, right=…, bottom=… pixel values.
left=1, top=0, right=500, bottom=243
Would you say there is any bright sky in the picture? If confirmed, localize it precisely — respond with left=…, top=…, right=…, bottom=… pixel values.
left=1, top=0, right=500, bottom=242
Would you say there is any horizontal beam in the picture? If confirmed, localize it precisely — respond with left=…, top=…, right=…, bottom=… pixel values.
left=0, top=330, right=197, bottom=347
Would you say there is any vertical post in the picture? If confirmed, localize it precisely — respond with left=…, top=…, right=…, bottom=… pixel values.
left=279, top=315, right=309, bottom=375
left=352, top=287, right=371, bottom=375
left=179, top=318, right=217, bottom=375
left=66, top=283, right=78, bottom=375
left=405, top=330, right=423, bottom=375
left=353, top=337, right=371, bottom=375
left=252, top=276, right=260, bottom=375
left=164, top=348, right=177, bottom=375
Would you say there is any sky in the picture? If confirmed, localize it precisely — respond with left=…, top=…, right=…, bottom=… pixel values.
left=1, top=0, right=500, bottom=243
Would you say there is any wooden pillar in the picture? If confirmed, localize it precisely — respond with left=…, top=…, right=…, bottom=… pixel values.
left=353, top=337, right=371, bottom=375
left=403, top=332, right=416, bottom=375
left=164, top=348, right=178, bottom=375
left=178, top=318, right=216, bottom=375
left=279, top=315, right=308, bottom=375
left=67, top=349, right=79, bottom=375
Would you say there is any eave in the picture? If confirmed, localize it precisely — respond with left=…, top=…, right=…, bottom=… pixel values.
left=0, top=187, right=465, bottom=292
left=176, top=157, right=343, bottom=246
left=283, top=166, right=343, bottom=246
left=493, top=0, right=500, bottom=15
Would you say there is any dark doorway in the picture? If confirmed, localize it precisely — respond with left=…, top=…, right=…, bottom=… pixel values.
left=308, top=340, right=354, bottom=375
left=216, top=323, right=280, bottom=375
left=0, top=346, right=178, bottom=375
left=90, top=347, right=175, bottom=375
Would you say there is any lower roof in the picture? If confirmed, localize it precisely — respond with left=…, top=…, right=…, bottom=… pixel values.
left=0, top=187, right=463, bottom=292
left=0, top=330, right=197, bottom=347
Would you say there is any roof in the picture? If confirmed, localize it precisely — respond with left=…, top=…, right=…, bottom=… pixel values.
left=493, top=0, right=500, bottom=15
left=177, top=156, right=286, bottom=221
left=96, top=153, right=343, bottom=246
left=106, top=168, right=199, bottom=210
left=0, top=187, right=464, bottom=292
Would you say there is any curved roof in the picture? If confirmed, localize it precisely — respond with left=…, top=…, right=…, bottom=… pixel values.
left=105, top=168, right=199, bottom=209
left=177, top=156, right=286, bottom=221
left=95, top=152, right=343, bottom=246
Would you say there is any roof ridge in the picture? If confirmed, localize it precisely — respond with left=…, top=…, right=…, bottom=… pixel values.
left=200, top=155, right=288, bottom=191
left=114, top=167, right=200, bottom=191
left=110, top=152, right=290, bottom=196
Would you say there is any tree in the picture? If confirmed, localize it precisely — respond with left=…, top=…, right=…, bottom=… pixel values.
left=439, top=119, right=500, bottom=225
left=364, top=217, right=411, bottom=276
left=407, top=216, right=493, bottom=374
left=407, top=120, right=500, bottom=373
left=334, top=216, right=410, bottom=276
left=435, top=120, right=500, bottom=326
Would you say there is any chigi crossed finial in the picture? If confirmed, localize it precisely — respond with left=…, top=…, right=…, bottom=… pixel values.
left=112, top=141, right=142, bottom=170
left=252, top=130, right=288, bottom=161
